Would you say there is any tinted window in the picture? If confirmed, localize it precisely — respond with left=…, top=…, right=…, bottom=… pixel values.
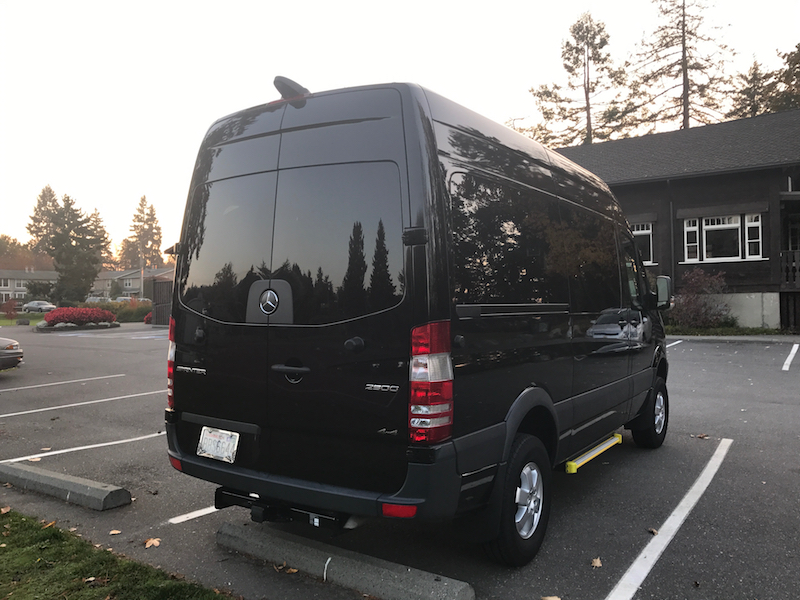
left=271, top=162, right=404, bottom=324
left=558, top=201, right=621, bottom=313
left=180, top=172, right=277, bottom=322
left=450, top=173, right=569, bottom=305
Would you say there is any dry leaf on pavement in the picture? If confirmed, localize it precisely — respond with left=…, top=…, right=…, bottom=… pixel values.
left=648, top=528, right=659, bottom=535
left=145, top=537, right=161, bottom=548
left=591, top=557, right=602, bottom=569
left=109, top=530, right=121, bottom=535
left=1, top=506, right=10, bottom=515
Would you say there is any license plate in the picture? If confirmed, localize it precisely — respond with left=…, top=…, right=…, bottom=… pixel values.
left=197, top=426, right=240, bottom=464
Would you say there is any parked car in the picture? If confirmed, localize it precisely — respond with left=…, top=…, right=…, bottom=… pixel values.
left=166, top=78, right=673, bottom=567
left=115, top=297, right=132, bottom=302
left=22, top=300, right=56, bottom=313
left=0, top=337, right=23, bottom=371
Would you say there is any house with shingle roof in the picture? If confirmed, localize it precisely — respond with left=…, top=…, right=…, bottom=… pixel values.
left=558, top=109, right=800, bottom=330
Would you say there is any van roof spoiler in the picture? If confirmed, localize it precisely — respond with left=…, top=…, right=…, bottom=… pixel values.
left=274, top=76, right=310, bottom=108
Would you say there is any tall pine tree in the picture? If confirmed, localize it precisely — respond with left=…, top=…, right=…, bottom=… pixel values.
left=120, top=196, right=164, bottom=269
left=609, top=0, right=733, bottom=132
left=26, top=185, right=60, bottom=254
left=528, top=13, right=625, bottom=146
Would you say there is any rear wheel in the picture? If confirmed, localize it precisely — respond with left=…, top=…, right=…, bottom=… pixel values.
left=632, top=377, right=669, bottom=448
left=485, top=434, right=551, bottom=567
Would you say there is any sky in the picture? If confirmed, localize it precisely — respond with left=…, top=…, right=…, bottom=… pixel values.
left=1, top=0, right=797, bottom=256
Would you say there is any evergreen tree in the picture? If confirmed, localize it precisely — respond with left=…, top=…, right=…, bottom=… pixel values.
left=120, top=196, right=164, bottom=270
left=528, top=13, right=625, bottom=146
left=369, top=220, right=396, bottom=309
left=26, top=185, right=60, bottom=254
left=610, top=0, right=733, bottom=132
left=767, top=43, right=800, bottom=112
left=726, top=60, right=775, bottom=119
left=87, top=209, right=115, bottom=270
left=45, top=195, right=104, bottom=303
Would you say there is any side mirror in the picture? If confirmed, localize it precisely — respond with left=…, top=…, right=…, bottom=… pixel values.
left=656, top=276, right=673, bottom=311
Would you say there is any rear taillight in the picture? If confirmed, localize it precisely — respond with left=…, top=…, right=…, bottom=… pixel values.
left=167, top=316, right=176, bottom=409
left=409, top=321, right=454, bottom=444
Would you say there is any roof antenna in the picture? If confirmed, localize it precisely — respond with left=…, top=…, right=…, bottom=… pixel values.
left=274, top=76, right=309, bottom=108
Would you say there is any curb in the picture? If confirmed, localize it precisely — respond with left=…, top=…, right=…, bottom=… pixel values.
left=0, top=463, right=131, bottom=510
left=33, top=323, right=122, bottom=334
left=217, top=523, right=475, bottom=600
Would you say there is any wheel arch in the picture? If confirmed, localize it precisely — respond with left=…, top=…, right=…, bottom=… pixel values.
left=503, top=387, right=559, bottom=467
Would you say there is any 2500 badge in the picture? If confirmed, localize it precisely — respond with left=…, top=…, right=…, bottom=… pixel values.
left=365, top=383, right=400, bottom=393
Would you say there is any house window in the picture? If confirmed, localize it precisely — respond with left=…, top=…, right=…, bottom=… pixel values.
left=684, top=213, right=763, bottom=262
left=684, top=219, right=699, bottom=261
left=789, top=219, right=800, bottom=251
left=0, top=279, right=8, bottom=288
left=632, top=222, right=654, bottom=264
left=124, top=279, right=132, bottom=288
left=745, top=215, right=762, bottom=258
left=703, top=216, right=740, bottom=260
left=15, top=280, right=26, bottom=289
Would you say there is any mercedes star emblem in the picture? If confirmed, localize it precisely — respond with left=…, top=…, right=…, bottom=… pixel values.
left=259, top=289, right=279, bottom=315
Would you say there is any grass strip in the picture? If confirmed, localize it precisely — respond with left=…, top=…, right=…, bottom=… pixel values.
left=0, top=508, right=232, bottom=600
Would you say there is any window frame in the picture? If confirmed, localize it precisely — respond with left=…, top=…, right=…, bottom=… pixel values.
left=682, top=213, right=765, bottom=263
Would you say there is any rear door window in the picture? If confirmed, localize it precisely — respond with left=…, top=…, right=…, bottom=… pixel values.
left=270, top=162, right=405, bottom=324
left=179, top=172, right=277, bottom=322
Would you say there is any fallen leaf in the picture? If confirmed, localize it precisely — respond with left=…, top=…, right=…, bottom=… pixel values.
left=286, top=568, right=298, bottom=574
left=69, top=527, right=78, bottom=532
left=647, top=528, right=659, bottom=536
left=542, top=597, right=561, bottom=600
left=84, top=577, right=96, bottom=584
left=42, top=521, right=56, bottom=529
left=697, top=433, right=709, bottom=439
left=41, top=447, right=51, bottom=451
left=28, top=457, right=42, bottom=462
left=145, top=537, right=161, bottom=548
left=109, top=530, right=121, bottom=535
left=591, top=557, right=602, bottom=569
left=0, top=506, right=10, bottom=515
left=0, top=543, right=6, bottom=547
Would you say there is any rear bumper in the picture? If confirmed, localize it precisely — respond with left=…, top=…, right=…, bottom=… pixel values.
left=165, top=421, right=462, bottom=520
left=0, top=353, right=23, bottom=370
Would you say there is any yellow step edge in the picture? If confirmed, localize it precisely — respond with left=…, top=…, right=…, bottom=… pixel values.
left=565, top=433, right=623, bottom=474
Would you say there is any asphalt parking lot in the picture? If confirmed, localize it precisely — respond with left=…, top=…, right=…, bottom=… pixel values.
left=1, top=324, right=798, bottom=600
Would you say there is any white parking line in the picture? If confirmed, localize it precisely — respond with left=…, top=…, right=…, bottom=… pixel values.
left=0, top=390, right=163, bottom=419
left=168, top=506, right=219, bottom=524
left=782, top=343, right=799, bottom=371
left=666, top=340, right=683, bottom=348
left=605, top=438, right=733, bottom=600
left=0, top=431, right=166, bottom=464
left=0, top=374, right=126, bottom=394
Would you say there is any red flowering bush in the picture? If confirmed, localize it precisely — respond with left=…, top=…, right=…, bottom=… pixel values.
left=44, top=307, right=117, bottom=326
left=144, top=311, right=152, bottom=324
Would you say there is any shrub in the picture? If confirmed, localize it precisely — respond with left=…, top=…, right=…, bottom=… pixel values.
left=668, top=267, right=735, bottom=329
left=116, top=304, right=153, bottom=323
left=144, top=311, right=152, bottom=324
left=2, top=299, right=17, bottom=321
left=44, top=307, right=117, bottom=326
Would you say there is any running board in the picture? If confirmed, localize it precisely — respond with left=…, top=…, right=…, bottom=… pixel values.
left=565, top=433, right=622, bottom=474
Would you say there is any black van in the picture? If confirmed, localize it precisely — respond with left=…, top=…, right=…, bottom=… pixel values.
left=165, top=78, right=673, bottom=567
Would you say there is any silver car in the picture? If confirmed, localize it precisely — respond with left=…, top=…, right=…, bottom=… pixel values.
left=0, top=337, right=23, bottom=371
left=22, top=300, right=56, bottom=312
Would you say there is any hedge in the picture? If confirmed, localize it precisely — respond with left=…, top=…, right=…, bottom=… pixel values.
left=45, top=307, right=117, bottom=326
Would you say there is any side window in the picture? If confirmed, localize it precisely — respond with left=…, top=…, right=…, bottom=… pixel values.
left=620, top=232, right=646, bottom=310
left=449, top=173, right=569, bottom=305
left=558, top=201, right=621, bottom=313
left=631, top=222, right=654, bottom=264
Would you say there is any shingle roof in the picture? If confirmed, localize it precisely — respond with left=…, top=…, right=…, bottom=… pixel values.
left=556, top=109, right=800, bottom=185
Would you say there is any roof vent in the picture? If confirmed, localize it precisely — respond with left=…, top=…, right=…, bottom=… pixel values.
left=273, top=76, right=309, bottom=108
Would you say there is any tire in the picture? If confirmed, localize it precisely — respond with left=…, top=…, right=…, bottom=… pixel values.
left=484, top=434, right=552, bottom=567
left=632, top=377, right=669, bottom=448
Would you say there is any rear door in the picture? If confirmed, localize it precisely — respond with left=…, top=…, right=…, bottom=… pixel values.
left=263, top=161, right=410, bottom=493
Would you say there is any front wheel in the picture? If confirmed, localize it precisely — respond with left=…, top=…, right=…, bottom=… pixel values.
left=632, top=377, right=669, bottom=448
left=484, top=434, right=552, bottom=567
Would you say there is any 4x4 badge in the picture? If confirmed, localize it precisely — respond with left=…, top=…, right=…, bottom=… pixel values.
left=259, top=289, right=279, bottom=315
